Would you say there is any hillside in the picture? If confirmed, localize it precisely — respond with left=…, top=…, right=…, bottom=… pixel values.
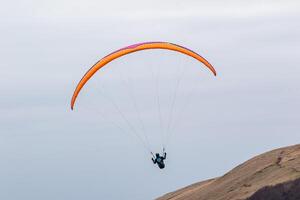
left=157, top=144, right=300, bottom=200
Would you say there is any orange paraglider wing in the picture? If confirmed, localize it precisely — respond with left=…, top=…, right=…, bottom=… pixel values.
left=71, top=42, right=216, bottom=110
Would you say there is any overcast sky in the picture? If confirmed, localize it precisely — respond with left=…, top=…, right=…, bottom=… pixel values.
left=1, top=0, right=300, bottom=200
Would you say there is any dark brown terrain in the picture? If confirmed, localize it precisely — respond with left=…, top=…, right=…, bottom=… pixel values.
left=157, top=144, right=300, bottom=200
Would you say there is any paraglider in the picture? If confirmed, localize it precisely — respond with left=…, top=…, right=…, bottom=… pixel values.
left=152, top=149, right=167, bottom=169
left=70, top=41, right=216, bottom=169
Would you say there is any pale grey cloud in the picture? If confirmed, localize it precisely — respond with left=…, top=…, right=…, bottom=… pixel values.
left=0, top=1, right=300, bottom=200
left=1, top=0, right=300, bottom=22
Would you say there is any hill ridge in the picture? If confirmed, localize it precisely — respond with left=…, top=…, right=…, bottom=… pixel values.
left=157, top=144, right=300, bottom=200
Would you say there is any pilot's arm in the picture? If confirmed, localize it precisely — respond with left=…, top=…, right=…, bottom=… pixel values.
left=152, top=158, right=156, bottom=164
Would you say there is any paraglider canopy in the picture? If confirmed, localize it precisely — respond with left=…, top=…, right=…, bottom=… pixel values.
left=70, top=41, right=216, bottom=110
